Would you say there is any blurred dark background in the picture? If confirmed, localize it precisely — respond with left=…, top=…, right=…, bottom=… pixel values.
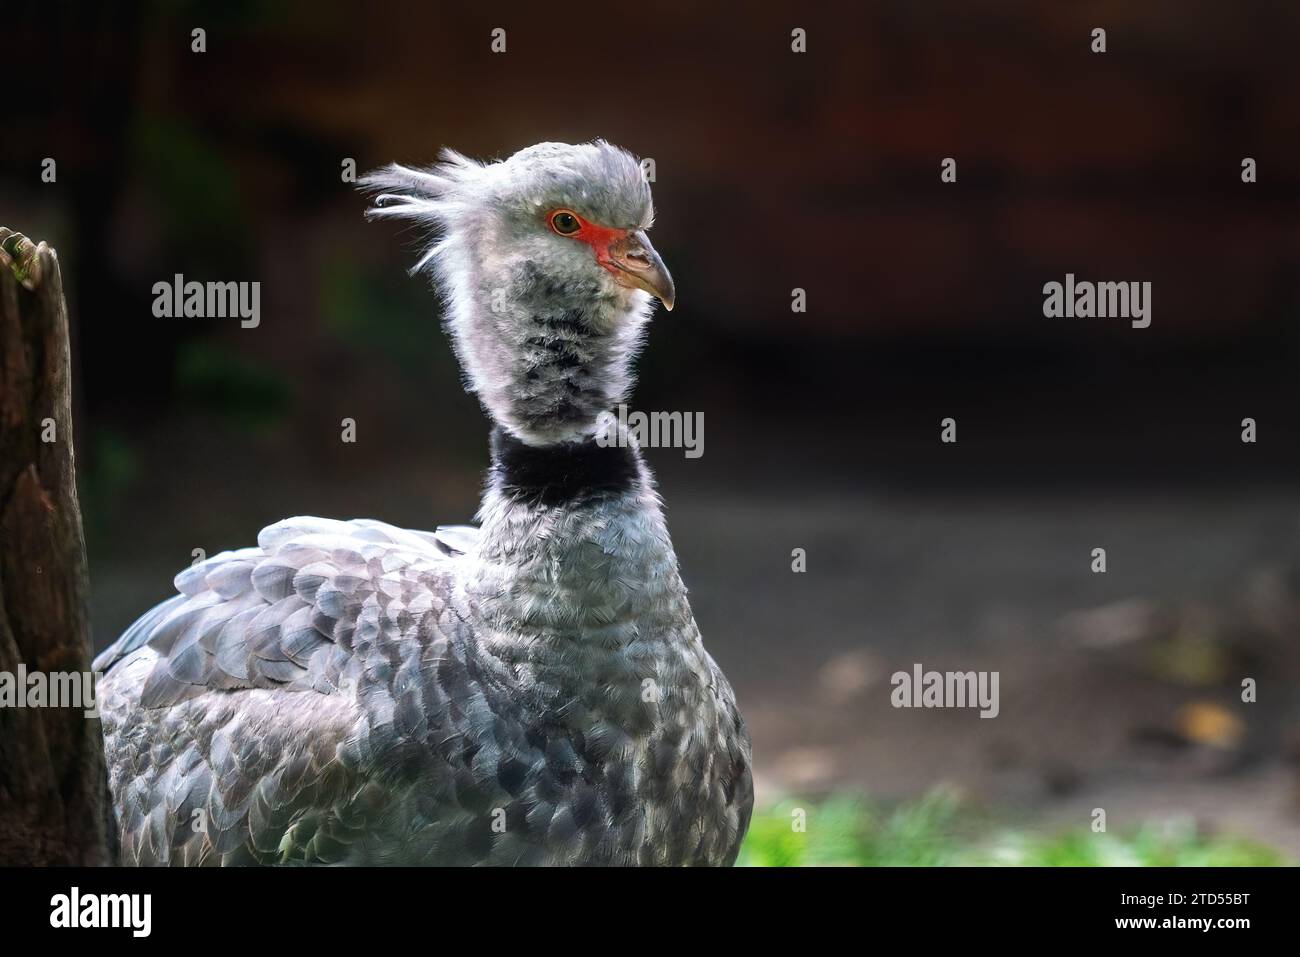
left=4, top=1, right=1300, bottom=853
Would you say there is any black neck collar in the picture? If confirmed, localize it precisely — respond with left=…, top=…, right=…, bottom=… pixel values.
left=489, top=426, right=640, bottom=507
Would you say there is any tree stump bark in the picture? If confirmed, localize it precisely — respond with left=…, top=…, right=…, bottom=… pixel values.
left=0, top=228, right=111, bottom=865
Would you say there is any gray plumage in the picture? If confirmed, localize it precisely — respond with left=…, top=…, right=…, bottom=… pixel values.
left=96, top=141, right=752, bottom=865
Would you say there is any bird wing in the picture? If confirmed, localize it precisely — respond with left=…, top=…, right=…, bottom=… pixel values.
left=97, top=515, right=480, bottom=865
left=96, top=516, right=470, bottom=707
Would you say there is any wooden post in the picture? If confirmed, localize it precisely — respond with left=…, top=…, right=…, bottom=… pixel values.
left=0, top=228, right=110, bottom=865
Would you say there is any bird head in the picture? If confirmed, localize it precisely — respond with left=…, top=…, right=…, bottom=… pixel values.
left=362, top=141, right=673, bottom=444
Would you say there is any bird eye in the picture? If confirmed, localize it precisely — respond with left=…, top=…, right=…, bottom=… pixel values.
left=549, top=210, right=581, bottom=236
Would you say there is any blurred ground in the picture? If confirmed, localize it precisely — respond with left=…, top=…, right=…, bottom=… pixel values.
left=692, top=491, right=1300, bottom=858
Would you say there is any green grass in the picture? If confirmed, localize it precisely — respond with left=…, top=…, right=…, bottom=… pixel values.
left=737, top=791, right=1287, bottom=866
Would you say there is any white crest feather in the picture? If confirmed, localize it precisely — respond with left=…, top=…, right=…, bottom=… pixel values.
left=359, top=150, right=485, bottom=273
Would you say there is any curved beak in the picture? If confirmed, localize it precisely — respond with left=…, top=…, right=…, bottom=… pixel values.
left=606, top=229, right=675, bottom=311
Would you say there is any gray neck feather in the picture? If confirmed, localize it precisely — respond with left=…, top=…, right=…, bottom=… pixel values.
left=467, top=451, right=689, bottom=732
left=453, top=256, right=650, bottom=446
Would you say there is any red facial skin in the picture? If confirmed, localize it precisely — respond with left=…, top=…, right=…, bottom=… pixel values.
left=547, top=208, right=626, bottom=276
left=545, top=208, right=675, bottom=311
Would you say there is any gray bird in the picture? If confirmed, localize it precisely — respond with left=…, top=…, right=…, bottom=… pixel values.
left=95, top=141, right=753, bottom=865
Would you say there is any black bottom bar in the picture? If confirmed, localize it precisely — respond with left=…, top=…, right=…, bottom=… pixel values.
left=1, top=866, right=1284, bottom=942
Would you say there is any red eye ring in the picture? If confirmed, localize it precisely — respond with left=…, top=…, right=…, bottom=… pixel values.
left=548, top=209, right=583, bottom=236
